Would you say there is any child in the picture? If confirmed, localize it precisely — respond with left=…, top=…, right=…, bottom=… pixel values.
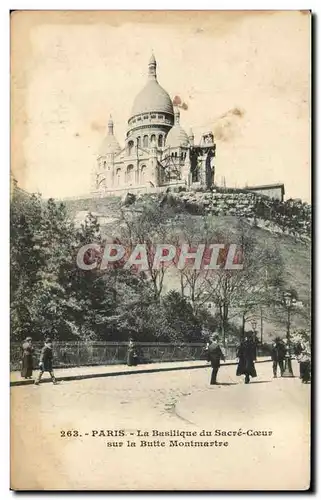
left=34, top=338, right=57, bottom=385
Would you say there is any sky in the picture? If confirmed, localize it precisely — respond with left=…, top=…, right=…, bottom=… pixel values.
left=11, top=10, right=311, bottom=201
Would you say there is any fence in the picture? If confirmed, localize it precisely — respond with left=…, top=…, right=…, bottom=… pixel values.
left=11, top=341, right=258, bottom=371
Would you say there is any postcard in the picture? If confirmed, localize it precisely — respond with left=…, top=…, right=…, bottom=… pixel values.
left=10, top=10, right=311, bottom=491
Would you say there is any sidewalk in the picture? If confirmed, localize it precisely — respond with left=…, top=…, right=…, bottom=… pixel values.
left=10, top=357, right=272, bottom=387
left=175, top=360, right=308, bottom=427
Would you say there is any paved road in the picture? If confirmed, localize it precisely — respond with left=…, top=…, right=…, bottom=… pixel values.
left=11, top=361, right=310, bottom=491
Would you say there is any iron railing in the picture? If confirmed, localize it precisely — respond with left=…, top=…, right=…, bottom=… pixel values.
left=11, top=341, right=245, bottom=371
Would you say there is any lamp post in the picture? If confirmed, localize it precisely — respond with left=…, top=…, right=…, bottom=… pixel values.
left=282, top=291, right=296, bottom=378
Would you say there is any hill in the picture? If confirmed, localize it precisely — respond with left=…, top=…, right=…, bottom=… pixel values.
left=62, top=191, right=311, bottom=341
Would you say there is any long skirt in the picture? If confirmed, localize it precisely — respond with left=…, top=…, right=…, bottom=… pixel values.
left=21, top=355, right=33, bottom=378
left=127, top=352, right=138, bottom=366
left=236, top=358, right=257, bottom=378
left=299, top=361, right=311, bottom=383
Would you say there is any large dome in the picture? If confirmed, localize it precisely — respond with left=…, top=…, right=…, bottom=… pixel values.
left=131, top=80, right=174, bottom=117
left=130, top=54, right=174, bottom=118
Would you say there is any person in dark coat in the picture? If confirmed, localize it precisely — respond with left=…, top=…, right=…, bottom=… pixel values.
left=127, top=338, right=138, bottom=366
left=207, top=334, right=226, bottom=385
left=236, top=334, right=257, bottom=384
left=271, top=337, right=286, bottom=378
left=34, top=338, right=57, bottom=385
left=21, top=337, right=34, bottom=379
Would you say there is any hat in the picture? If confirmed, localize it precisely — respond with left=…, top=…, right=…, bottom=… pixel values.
left=25, top=337, right=32, bottom=341
left=45, top=337, right=52, bottom=343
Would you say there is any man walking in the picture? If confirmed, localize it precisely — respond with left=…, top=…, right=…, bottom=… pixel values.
left=271, top=337, right=286, bottom=378
left=236, top=333, right=257, bottom=384
left=207, top=334, right=225, bottom=385
left=34, top=338, right=57, bottom=385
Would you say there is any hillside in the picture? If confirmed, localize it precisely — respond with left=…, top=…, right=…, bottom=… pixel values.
left=63, top=191, right=311, bottom=341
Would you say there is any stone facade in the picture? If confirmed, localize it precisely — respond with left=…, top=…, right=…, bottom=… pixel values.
left=92, top=54, right=216, bottom=197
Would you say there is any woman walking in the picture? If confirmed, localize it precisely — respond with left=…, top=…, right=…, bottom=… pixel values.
left=21, top=337, right=34, bottom=379
left=127, top=338, right=138, bottom=366
left=236, top=334, right=257, bottom=384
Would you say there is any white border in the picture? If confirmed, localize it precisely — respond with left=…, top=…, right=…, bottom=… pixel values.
left=3, top=2, right=318, bottom=499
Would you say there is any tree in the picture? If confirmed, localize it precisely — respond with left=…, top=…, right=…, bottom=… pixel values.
left=10, top=194, right=76, bottom=340
left=160, top=291, right=202, bottom=342
left=203, top=222, right=286, bottom=343
left=119, top=199, right=178, bottom=301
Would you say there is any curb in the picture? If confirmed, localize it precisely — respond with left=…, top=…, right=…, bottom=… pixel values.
left=10, top=359, right=272, bottom=387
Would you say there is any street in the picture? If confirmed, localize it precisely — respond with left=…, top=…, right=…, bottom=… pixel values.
left=11, top=361, right=310, bottom=491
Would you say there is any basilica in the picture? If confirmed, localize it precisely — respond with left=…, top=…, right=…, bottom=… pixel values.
left=92, top=54, right=216, bottom=197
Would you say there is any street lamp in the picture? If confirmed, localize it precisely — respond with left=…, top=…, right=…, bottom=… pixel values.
left=282, top=291, right=297, bottom=377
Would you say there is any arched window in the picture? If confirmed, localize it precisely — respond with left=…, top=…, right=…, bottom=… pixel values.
left=143, top=135, right=148, bottom=148
left=171, top=152, right=174, bottom=158
left=127, top=164, right=134, bottom=185
left=158, top=135, right=163, bottom=147
left=128, top=141, right=134, bottom=156
left=116, top=168, right=121, bottom=186
left=140, top=165, right=147, bottom=184
left=151, top=134, right=156, bottom=145
left=174, top=152, right=178, bottom=158
left=137, top=136, right=141, bottom=148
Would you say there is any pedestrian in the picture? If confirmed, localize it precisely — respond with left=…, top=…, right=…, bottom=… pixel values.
left=297, top=341, right=311, bottom=384
left=21, top=337, right=34, bottom=379
left=34, top=338, right=57, bottom=385
left=127, top=337, right=138, bottom=366
left=271, top=337, right=286, bottom=378
left=207, top=334, right=225, bottom=385
left=236, top=333, right=257, bottom=384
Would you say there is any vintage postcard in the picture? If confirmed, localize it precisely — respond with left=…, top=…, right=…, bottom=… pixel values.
left=10, top=10, right=311, bottom=491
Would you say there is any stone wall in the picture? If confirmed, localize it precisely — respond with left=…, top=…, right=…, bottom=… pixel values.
left=59, top=187, right=311, bottom=241
left=171, top=189, right=311, bottom=239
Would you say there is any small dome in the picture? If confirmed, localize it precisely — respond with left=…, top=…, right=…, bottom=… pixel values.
left=166, top=125, right=190, bottom=148
left=131, top=79, right=174, bottom=117
left=165, top=107, right=189, bottom=148
left=98, top=116, right=121, bottom=156
left=98, top=135, right=121, bottom=156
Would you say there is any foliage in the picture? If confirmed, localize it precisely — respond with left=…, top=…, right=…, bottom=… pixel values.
left=11, top=189, right=310, bottom=346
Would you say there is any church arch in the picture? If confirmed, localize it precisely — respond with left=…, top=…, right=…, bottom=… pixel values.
left=143, top=135, right=148, bottom=148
